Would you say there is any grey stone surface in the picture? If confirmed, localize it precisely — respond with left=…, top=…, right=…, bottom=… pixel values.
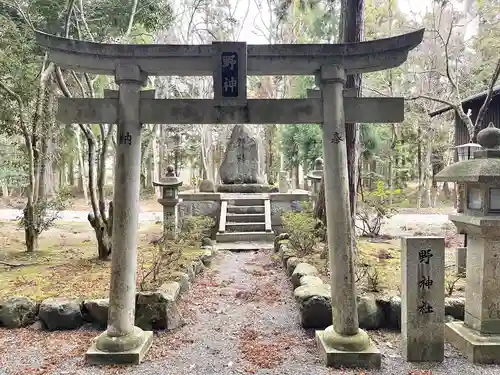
left=375, top=295, right=401, bottom=330
left=199, top=179, right=215, bottom=192
left=85, top=330, right=153, bottom=365
left=82, top=299, right=109, bottom=327
left=158, top=281, right=181, bottom=302
left=299, top=275, right=324, bottom=287
left=286, top=257, right=300, bottom=276
left=135, top=286, right=182, bottom=331
left=274, top=233, right=289, bottom=252
left=291, top=263, right=319, bottom=289
left=217, top=184, right=277, bottom=193
left=200, top=249, right=214, bottom=267
left=401, top=236, right=445, bottom=362
left=456, top=246, right=467, bottom=276
left=219, top=124, right=264, bottom=184
left=446, top=321, right=500, bottom=364
left=279, top=244, right=297, bottom=268
left=38, top=298, right=84, bottom=331
left=445, top=297, right=465, bottom=320
left=192, top=260, right=206, bottom=275
left=357, top=294, right=384, bottom=330
left=170, top=272, right=191, bottom=293
left=0, top=296, right=38, bottom=328
left=316, top=330, right=381, bottom=369
left=294, top=284, right=332, bottom=329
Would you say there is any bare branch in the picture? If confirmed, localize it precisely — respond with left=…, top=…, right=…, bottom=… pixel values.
left=64, top=0, right=76, bottom=37
left=474, top=57, right=500, bottom=132
left=408, top=94, right=458, bottom=109
left=124, top=0, right=139, bottom=40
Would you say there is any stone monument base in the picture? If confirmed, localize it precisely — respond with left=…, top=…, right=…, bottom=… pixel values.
left=446, top=321, right=500, bottom=364
left=85, top=330, right=153, bottom=365
left=216, top=184, right=278, bottom=193
left=315, top=330, right=381, bottom=368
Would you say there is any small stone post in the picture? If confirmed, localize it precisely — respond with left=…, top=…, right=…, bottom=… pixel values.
left=401, top=236, right=445, bottom=362
left=279, top=171, right=290, bottom=193
left=315, top=65, right=381, bottom=368
left=153, top=165, right=183, bottom=239
left=456, top=247, right=466, bottom=276
left=307, top=157, right=324, bottom=198
left=86, top=64, right=152, bottom=364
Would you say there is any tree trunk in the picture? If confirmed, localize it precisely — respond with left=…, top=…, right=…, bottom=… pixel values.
left=314, top=0, right=364, bottom=228
left=1, top=184, right=8, bottom=198
left=81, top=124, right=112, bottom=260
left=68, top=158, right=75, bottom=186
left=23, top=203, right=39, bottom=252
left=75, top=126, right=88, bottom=202
left=152, top=124, right=161, bottom=197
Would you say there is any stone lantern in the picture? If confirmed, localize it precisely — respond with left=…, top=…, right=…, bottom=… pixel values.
left=307, top=157, right=324, bottom=199
left=153, top=165, right=183, bottom=239
left=435, top=123, right=500, bottom=364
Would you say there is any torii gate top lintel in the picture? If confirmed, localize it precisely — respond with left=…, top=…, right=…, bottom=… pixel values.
left=34, top=28, right=424, bottom=76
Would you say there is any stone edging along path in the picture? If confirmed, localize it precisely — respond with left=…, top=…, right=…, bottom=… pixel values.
left=274, top=238, right=465, bottom=331
left=0, top=248, right=216, bottom=331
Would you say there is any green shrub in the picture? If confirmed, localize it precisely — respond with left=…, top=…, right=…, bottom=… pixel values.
left=282, top=211, right=318, bottom=256
left=179, top=215, right=215, bottom=245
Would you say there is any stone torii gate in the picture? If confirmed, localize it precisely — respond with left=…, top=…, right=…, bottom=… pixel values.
left=36, top=29, right=423, bottom=368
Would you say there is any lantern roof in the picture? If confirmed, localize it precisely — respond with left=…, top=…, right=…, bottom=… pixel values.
left=436, top=123, right=500, bottom=183
left=153, top=165, right=183, bottom=187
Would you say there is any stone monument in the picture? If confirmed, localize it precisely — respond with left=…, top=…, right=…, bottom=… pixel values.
left=219, top=124, right=264, bottom=183
left=36, top=28, right=423, bottom=367
left=217, top=124, right=276, bottom=193
left=401, top=236, right=445, bottom=362
left=435, top=123, right=500, bottom=364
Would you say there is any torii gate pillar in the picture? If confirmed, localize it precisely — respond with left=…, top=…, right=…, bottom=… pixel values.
left=315, top=65, right=380, bottom=367
left=87, top=65, right=154, bottom=362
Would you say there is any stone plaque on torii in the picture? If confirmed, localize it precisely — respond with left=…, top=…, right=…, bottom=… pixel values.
left=35, top=29, right=424, bottom=368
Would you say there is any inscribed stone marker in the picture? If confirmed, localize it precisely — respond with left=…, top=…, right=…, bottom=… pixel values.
left=401, top=236, right=445, bottom=362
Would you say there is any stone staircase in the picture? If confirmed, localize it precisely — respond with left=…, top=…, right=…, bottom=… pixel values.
left=216, top=194, right=274, bottom=251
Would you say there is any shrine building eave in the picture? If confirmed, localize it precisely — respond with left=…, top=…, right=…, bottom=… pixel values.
left=35, top=29, right=424, bottom=76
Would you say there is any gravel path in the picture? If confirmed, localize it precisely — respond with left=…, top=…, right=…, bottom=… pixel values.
left=1, top=249, right=500, bottom=375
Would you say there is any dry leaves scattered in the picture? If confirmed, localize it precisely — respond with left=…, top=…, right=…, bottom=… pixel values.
left=238, top=326, right=300, bottom=372
left=0, top=328, right=105, bottom=375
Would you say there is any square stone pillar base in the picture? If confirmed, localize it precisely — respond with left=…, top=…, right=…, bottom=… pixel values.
left=446, top=321, right=500, bottom=364
left=315, top=330, right=381, bottom=368
left=85, top=331, right=153, bottom=365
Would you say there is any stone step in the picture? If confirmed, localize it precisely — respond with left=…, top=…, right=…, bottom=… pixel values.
left=226, top=213, right=265, bottom=223
left=216, top=231, right=275, bottom=243
left=227, top=198, right=265, bottom=206
left=215, top=241, right=274, bottom=252
left=226, top=205, right=265, bottom=214
left=226, top=222, right=266, bottom=232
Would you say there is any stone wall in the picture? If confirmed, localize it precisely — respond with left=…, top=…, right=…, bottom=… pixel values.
left=0, top=248, right=216, bottom=330
left=275, top=239, right=465, bottom=330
